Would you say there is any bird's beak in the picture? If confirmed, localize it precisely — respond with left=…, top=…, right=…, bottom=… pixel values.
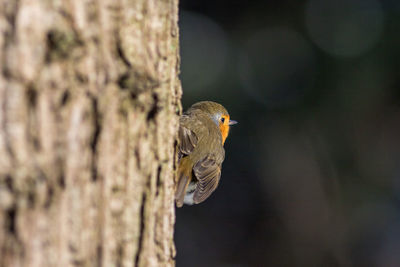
left=229, top=120, right=238, bottom=125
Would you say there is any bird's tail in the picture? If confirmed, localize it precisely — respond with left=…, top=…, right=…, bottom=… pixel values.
left=175, top=157, right=192, bottom=207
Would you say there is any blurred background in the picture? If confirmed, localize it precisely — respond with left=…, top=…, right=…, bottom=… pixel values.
left=174, top=0, right=400, bottom=266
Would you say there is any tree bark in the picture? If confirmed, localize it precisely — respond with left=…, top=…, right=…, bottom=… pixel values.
left=0, top=0, right=181, bottom=266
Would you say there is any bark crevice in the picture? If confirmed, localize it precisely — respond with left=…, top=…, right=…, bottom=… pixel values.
left=135, top=193, right=147, bottom=267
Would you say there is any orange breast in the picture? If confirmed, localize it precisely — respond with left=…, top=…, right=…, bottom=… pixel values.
left=219, top=123, right=230, bottom=145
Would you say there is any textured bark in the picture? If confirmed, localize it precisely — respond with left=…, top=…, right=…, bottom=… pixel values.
left=0, top=0, right=181, bottom=266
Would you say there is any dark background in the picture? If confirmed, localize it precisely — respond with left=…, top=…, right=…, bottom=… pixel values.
left=175, top=0, right=400, bottom=266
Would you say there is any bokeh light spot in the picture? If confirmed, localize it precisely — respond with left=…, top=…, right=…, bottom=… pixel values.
left=238, top=27, right=316, bottom=108
left=305, top=0, right=385, bottom=57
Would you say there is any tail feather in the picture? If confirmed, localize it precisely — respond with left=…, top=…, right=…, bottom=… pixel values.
left=175, top=157, right=192, bottom=207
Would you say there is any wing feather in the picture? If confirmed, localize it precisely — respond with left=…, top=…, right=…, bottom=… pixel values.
left=178, top=115, right=198, bottom=160
left=193, top=156, right=221, bottom=204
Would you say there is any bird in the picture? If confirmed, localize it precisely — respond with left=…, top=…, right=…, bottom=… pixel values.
left=175, top=101, right=237, bottom=207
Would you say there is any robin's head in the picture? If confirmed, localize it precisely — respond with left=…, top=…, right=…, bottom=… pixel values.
left=189, top=101, right=237, bottom=145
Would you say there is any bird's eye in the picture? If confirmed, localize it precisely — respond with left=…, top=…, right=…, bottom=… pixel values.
left=220, top=117, right=225, bottom=123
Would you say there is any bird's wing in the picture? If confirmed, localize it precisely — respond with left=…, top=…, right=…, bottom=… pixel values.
left=178, top=115, right=198, bottom=159
left=192, top=156, right=221, bottom=204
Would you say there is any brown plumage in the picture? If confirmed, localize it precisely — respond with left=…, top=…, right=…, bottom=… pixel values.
left=175, top=101, right=237, bottom=207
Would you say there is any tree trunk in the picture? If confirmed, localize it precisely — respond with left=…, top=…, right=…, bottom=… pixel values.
left=0, top=0, right=181, bottom=266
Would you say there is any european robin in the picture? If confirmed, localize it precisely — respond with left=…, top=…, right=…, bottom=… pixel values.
left=175, top=101, right=237, bottom=207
